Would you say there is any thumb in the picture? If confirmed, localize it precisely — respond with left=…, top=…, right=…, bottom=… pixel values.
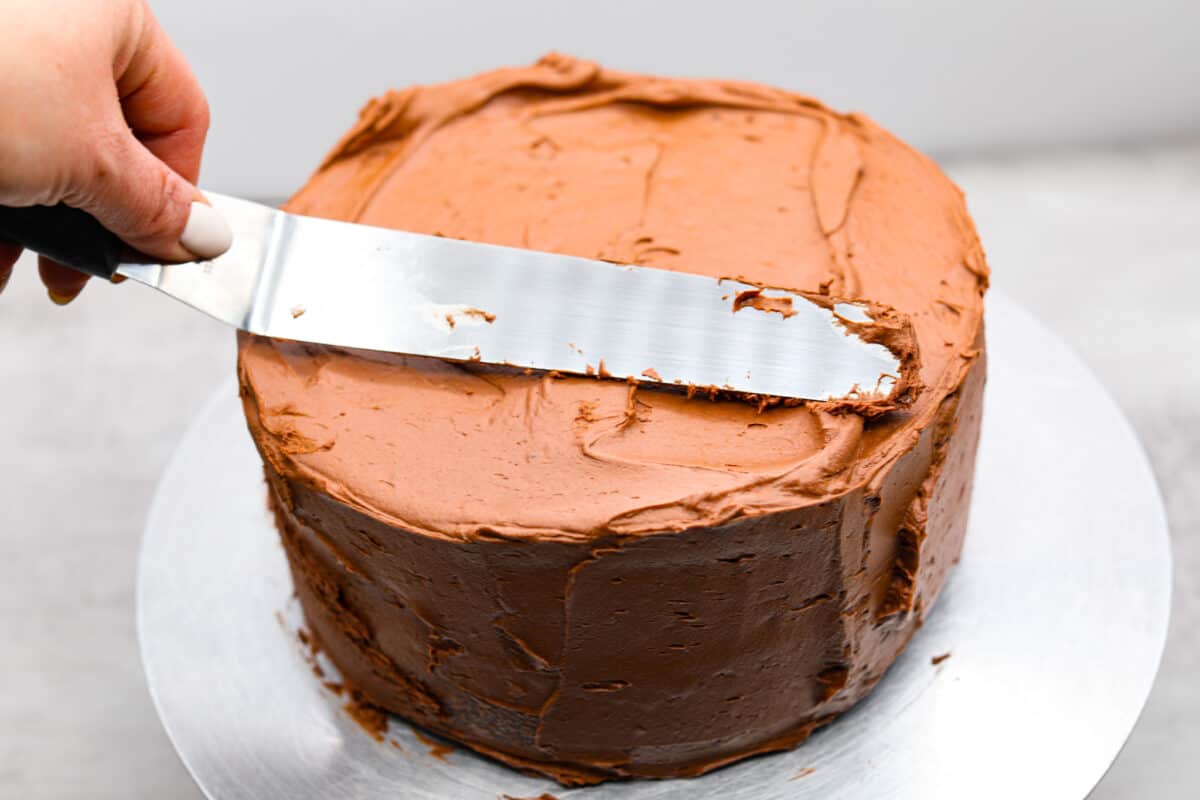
left=72, top=130, right=231, bottom=263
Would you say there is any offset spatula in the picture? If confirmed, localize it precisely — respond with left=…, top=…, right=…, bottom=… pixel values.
left=0, top=193, right=914, bottom=405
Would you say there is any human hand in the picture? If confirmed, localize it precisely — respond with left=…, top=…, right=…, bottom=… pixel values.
left=0, top=0, right=231, bottom=304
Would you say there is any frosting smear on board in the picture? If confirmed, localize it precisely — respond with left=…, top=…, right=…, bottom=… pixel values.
left=237, top=54, right=988, bottom=785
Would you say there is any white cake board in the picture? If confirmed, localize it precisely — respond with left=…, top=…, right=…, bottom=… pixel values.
left=137, top=290, right=1171, bottom=800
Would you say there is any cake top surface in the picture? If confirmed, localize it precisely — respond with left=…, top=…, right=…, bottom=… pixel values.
left=238, top=54, right=987, bottom=542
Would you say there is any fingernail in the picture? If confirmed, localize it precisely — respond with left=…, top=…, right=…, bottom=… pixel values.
left=180, top=201, right=233, bottom=260
left=48, top=289, right=79, bottom=306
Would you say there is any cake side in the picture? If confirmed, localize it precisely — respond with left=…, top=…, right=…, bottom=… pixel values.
left=236, top=54, right=988, bottom=784
left=239, top=349, right=984, bottom=783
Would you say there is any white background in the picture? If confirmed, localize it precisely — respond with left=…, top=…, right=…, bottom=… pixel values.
left=151, top=0, right=1200, bottom=197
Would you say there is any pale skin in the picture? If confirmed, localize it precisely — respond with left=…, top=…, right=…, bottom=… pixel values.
left=0, top=0, right=214, bottom=303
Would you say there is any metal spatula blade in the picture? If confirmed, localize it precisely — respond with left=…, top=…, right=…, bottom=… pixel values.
left=1, top=193, right=914, bottom=404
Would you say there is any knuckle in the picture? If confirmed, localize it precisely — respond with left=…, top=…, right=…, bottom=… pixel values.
left=63, top=126, right=129, bottom=207
left=143, top=170, right=189, bottom=240
left=194, top=96, right=212, bottom=135
left=60, top=124, right=190, bottom=251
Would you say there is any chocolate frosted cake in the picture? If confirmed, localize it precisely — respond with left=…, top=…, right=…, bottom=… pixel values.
left=237, top=54, right=988, bottom=785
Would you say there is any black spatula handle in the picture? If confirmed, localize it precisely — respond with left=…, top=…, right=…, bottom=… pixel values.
left=0, top=204, right=125, bottom=279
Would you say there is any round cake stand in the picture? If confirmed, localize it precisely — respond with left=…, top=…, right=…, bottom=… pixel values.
left=138, top=290, right=1171, bottom=800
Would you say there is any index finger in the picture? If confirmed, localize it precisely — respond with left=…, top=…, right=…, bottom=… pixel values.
left=114, top=3, right=210, bottom=184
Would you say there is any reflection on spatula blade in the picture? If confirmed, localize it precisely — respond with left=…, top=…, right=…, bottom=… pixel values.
left=117, top=193, right=919, bottom=409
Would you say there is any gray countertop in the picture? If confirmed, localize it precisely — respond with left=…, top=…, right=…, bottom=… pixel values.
left=1, top=143, right=1196, bottom=799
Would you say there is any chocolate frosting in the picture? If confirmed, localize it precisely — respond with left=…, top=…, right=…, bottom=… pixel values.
left=237, top=54, right=988, bottom=784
